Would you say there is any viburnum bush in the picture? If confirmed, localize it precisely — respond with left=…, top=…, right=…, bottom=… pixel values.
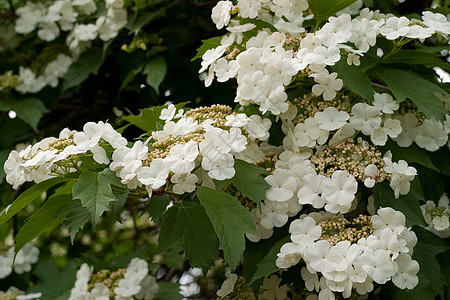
left=0, top=0, right=450, bottom=299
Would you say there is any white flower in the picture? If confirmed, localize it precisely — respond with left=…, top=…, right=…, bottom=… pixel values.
left=380, top=16, right=410, bottom=40
left=171, top=173, right=198, bottom=194
left=415, top=117, right=448, bottom=152
left=0, top=254, right=13, bottom=279
left=371, top=207, right=406, bottom=235
left=314, top=107, right=350, bottom=131
left=393, top=113, right=418, bottom=147
left=160, top=104, right=177, bottom=122
left=165, top=141, right=199, bottom=174
left=422, top=11, right=450, bottom=35
left=311, top=70, right=343, bottom=101
left=260, top=275, right=289, bottom=300
left=237, top=0, right=262, bottom=19
left=289, top=216, right=321, bottom=244
left=245, top=115, right=272, bottom=141
left=246, top=207, right=273, bottom=242
left=361, top=249, right=397, bottom=284
left=350, top=103, right=382, bottom=135
left=225, top=114, right=249, bottom=127
left=297, top=174, right=326, bottom=209
left=260, top=200, right=289, bottom=229
left=217, top=274, right=238, bottom=297
left=373, top=93, right=399, bottom=114
left=265, top=170, right=297, bottom=202
left=200, top=46, right=226, bottom=73
left=276, top=242, right=304, bottom=269
left=201, top=152, right=235, bottom=180
left=322, top=171, right=357, bottom=214
left=211, top=0, right=233, bottom=29
left=13, top=243, right=39, bottom=274
left=384, top=158, right=417, bottom=198
left=293, top=117, right=328, bottom=147
left=392, top=254, right=419, bottom=289
left=137, top=159, right=169, bottom=190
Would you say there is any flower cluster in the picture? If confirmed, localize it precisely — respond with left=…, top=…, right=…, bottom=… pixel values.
left=421, top=194, right=450, bottom=238
left=69, top=257, right=159, bottom=300
left=4, top=121, right=127, bottom=189
left=276, top=207, right=419, bottom=299
left=110, top=104, right=272, bottom=196
left=203, top=0, right=450, bottom=112
left=0, top=243, right=40, bottom=279
left=13, top=0, right=128, bottom=93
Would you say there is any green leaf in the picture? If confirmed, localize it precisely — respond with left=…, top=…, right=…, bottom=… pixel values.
left=12, top=98, right=49, bottom=131
left=415, top=165, right=445, bottom=202
left=191, top=36, right=223, bottom=61
left=412, top=226, right=450, bottom=297
left=429, top=147, right=450, bottom=176
left=14, top=192, right=72, bottom=254
left=143, top=194, right=171, bottom=224
left=309, top=0, right=358, bottom=25
left=61, top=199, right=91, bottom=242
left=63, top=46, right=106, bottom=91
left=154, top=282, right=182, bottom=300
left=378, top=69, right=448, bottom=121
left=143, top=56, right=167, bottom=93
left=127, top=8, right=166, bottom=35
left=372, top=180, right=426, bottom=227
left=242, top=227, right=290, bottom=285
left=159, top=202, right=219, bottom=271
left=382, top=50, right=449, bottom=70
left=119, top=63, right=144, bottom=93
left=72, top=169, right=125, bottom=226
left=231, top=159, right=270, bottom=208
left=28, top=259, right=79, bottom=300
left=197, top=186, right=257, bottom=270
left=160, top=245, right=185, bottom=270
left=0, top=177, right=70, bottom=226
left=333, top=59, right=374, bottom=102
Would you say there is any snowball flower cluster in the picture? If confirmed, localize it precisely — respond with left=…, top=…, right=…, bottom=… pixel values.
left=0, top=243, right=40, bottom=279
left=69, top=257, right=159, bottom=300
left=276, top=208, right=419, bottom=299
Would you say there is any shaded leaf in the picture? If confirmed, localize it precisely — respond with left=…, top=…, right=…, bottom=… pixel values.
left=333, top=59, right=374, bottom=102
left=231, top=159, right=270, bottom=208
left=382, top=50, right=449, bottom=70
left=143, top=56, right=167, bottom=93
left=28, top=259, right=79, bottom=300
left=159, top=202, right=219, bottom=271
left=127, top=8, right=166, bottom=35
left=197, top=186, right=257, bottom=270
left=63, top=47, right=104, bottom=91
left=378, top=69, right=448, bottom=121
left=0, top=177, right=70, bottom=226
left=13, top=98, right=49, bottom=131
left=412, top=226, right=450, bottom=297
left=14, top=193, right=71, bottom=254
left=154, top=282, right=182, bottom=300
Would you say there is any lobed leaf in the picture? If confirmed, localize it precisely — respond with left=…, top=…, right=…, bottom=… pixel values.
left=197, top=186, right=257, bottom=270
left=231, top=159, right=270, bottom=208
left=72, top=169, right=126, bottom=226
left=159, top=202, right=219, bottom=271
